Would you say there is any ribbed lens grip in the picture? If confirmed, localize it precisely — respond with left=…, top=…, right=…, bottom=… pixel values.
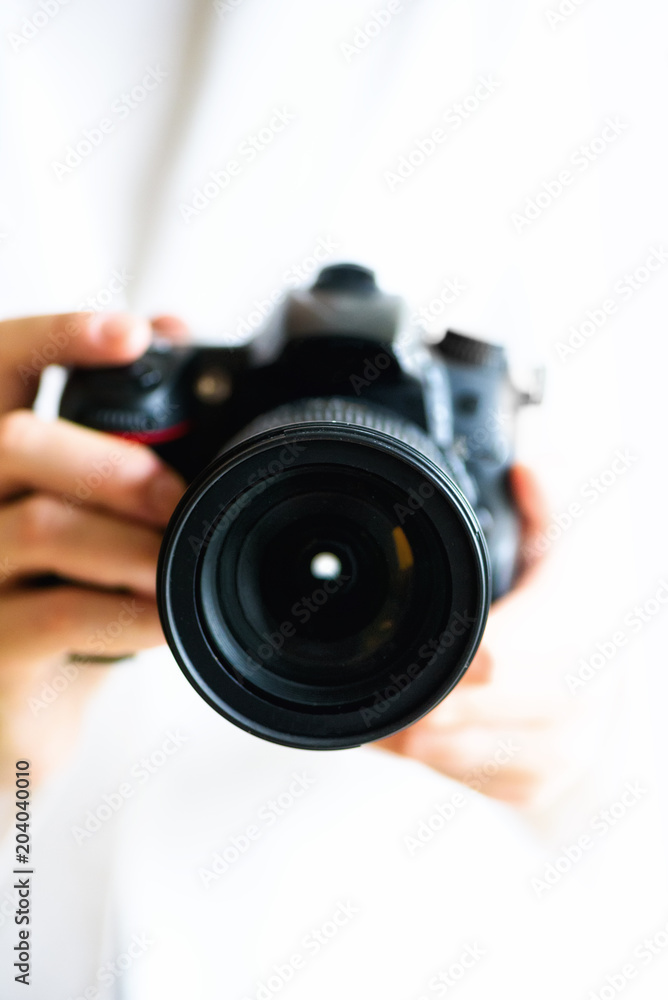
left=233, top=397, right=459, bottom=481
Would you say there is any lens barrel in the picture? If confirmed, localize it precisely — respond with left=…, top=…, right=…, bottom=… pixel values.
left=158, top=400, right=490, bottom=749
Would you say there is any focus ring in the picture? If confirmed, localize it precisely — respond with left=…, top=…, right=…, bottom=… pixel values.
left=231, top=397, right=460, bottom=483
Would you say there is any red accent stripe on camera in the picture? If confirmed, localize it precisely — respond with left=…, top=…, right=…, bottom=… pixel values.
left=115, top=419, right=194, bottom=445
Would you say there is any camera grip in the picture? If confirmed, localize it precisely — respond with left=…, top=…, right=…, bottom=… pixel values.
left=439, top=333, right=525, bottom=601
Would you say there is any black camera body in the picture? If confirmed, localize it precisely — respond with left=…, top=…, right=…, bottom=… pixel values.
left=61, top=264, right=540, bottom=749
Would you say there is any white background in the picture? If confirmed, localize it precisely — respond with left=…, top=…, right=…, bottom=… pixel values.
left=0, top=0, right=667, bottom=996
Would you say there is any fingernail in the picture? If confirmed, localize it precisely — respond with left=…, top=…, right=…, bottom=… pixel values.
left=147, top=467, right=187, bottom=524
left=151, top=314, right=190, bottom=342
left=89, top=313, right=151, bottom=351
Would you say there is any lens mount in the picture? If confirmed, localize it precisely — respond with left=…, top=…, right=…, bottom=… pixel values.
left=158, top=416, right=490, bottom=749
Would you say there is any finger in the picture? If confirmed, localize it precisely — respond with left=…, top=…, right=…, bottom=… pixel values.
left=413, top=687, right=560, bottom=732
left=151, top=314, right=191, bottom=342
left=458, top=644, right=494, bottom=686
left=0, top=312, right=153, bottom=412
left=377, top=726, right=541, bottom=805
left=468, top=769, right=542, bottom=806
left=0, top=411, right=186, bottom=526
left=508, top=463, right=551, bottom=580
left=398, top=726, right=547, bottom=806
left=0, top=495, right=162, bottom=595
left=509, top=464, right=550, bottom=535
left=0, top=587, right=164, bottom=670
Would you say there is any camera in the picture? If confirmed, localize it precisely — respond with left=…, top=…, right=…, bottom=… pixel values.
left=60, top=264, right=541, bottom=749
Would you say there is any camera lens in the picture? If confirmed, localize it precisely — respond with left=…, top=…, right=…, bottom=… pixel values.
left=158, top=402, right=490, bottom=749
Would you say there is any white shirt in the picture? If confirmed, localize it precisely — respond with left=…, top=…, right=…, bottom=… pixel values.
left=0, top=1, right=667, bottom=996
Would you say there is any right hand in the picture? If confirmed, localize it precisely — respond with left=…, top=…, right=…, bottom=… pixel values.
left=0, top=311, right=187, bottom=788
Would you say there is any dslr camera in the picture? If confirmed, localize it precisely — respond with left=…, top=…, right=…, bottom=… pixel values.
left=61, top=264, right=540, bottom=749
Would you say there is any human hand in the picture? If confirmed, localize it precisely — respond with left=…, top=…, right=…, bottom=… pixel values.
left=377, top=465, right=594, bottom=814
left=0, top=312, right=188, bottom=789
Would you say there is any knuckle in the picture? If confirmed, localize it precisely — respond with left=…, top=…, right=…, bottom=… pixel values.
left=0, top=409, right=38, bottom=457
left=17, top=494, right=64, bottom=549
left=46, top=312, right=87, bottom=351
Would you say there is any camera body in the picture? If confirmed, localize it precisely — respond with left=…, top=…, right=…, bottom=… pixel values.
left=60, top=264, right=540, bottom=749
